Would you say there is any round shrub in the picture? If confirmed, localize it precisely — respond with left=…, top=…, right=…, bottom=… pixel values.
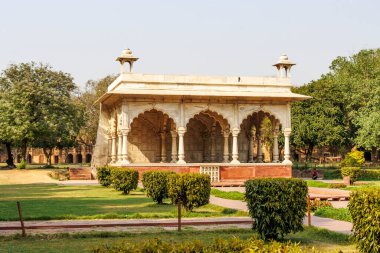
left=17, top=159, right=26, bottom=170
left=142, top=170, right=175, bottom=204
left=341, top=167, right=361, bottom=184
left=340, top=149, right=365, bottom=167
left=167, top=173, right=211, bottom=211
left=245, top=178, right=308, bottom=240
left=349, top=188, right=380, bottom=253
left=97, top=166, right=112, bottom=187
left=110, top=168, right=138, bottom=194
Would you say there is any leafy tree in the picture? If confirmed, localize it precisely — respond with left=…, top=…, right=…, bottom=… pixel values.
left=291, top=78, right=347, bottom=161
left=77, top=75, right=117, bottom=145
left=0, top=62, right=84, bottom=165
left=329, top=48, right=380, bottom=152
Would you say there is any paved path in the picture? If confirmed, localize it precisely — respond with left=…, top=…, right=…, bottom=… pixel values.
left=209, top=196, right=352, bottom=234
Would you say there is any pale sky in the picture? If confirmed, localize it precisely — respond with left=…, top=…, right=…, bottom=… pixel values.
left=1, top=0, right=379, bottom=89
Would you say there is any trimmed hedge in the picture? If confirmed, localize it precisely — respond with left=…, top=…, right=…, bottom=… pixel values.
left=142, top=170, right=175, bottom=204
left=110, top=168, right=138, bottom=194
left=245, top=178, right=308, bottom=240
left=349, top=188, right=380, bottom=253
left=97, top=166, right=112, bottom=187
left=167, top=173, right=211, bottom=211
left=341, top=167, right=361, bottom=184
left=359, top=169, right=380, bottom=180
left=92, top=237, right=322, bottom=253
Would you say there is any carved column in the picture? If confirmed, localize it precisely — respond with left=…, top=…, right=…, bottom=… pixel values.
left=272, top=124, right=280, bottom=163
left=202, top=132, right=210, bottom=162
left=160, top=131, right=167, bottom=163
left=283, top=128, right=292, bottom=164
left=121, top=129, right=130, bottom=164
left=177, top=127, right=186, bottom=164
left=117, top=131, right=123, bottom=162
left=248, top=128, right=255, bottom=163
left=223, top=130, right=230, bottom=163
left=256, top=130, right=263, bottom=163
left=111, top=134, right=117, bottom=164
left=170, top=130, right=177, bottom=163
left=231, top=128, right=240, bottom=164
left=210, top=124, right=216, bottom=162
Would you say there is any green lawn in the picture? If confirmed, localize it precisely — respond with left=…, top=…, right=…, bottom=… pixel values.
left=0, top=226, right=355, bottom=253
left=211, top=188, right=245, bottom=200
left=314, top=207, right=352, bottom=222
left=0, top=184, right=247, bottom=221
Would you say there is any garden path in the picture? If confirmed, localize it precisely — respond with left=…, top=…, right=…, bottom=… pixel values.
left=208, top=196, right=353, bottom=234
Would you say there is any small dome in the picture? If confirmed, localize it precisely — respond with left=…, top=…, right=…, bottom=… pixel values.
left=120, top=48, right=134, bottom=57
left=279, top=54, right=288, bottom=61
left=273, top=54, right=295, bottom=66
left=116, top=48, right=139, bottom=63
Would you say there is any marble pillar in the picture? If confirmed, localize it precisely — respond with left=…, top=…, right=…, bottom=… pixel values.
left=111, top=134, right=117, bottom=164
left=160, top=131, right=167, bottom=163
left=117, top=131, right=123, bottom=162
left=256, top=130, right=263, bottom=163
left=283, top=128, right=292, bottom=164
left=177, top=127, right=186, bottom=164
left=223, top=130, right=230, bottom=163
left=121, top=129, right=130, bottom=164
left=231, top=128, right=240, bottom=164
left=171, top=130, right=177, bottom=163
left=272, top=126, right=279, bottom=163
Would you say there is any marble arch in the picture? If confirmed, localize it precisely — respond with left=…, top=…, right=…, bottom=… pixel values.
left=92, top=49, right=310, bottom=180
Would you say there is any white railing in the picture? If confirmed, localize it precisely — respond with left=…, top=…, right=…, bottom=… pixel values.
left=200, top=165, right=220, bottom=182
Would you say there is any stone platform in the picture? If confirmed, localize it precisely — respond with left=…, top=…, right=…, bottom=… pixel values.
left=114, top=163, right=292, bottom=181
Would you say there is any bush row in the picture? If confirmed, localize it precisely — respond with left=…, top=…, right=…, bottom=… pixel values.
left=92, top=237, right=321, bottom=253
left=293, top=168, right=380, bottom=180
left=96, top=166, right=138, bottom=194
left=97, top=168, right=211, bottom=210
left=142, top=170, right=175, bottom=204
left=349, top=188, right=380, bottom=253
left=245, top=178, right=308, bottom=240
left=167, top=173, right=211, bottom=211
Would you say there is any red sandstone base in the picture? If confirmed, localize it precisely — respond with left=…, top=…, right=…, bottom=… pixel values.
left=118, top=163, right=292, bottom=181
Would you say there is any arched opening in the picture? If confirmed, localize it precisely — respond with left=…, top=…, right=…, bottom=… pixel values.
left=54, top=155, right=59, bottom=164
left=185, top=110, right=230, bottom=163
left=27, top=154, right=32, bottom=164
left=240, top=110, right=281, bottom=163
left=67, top=154, right=74, bottom=164
left=128, top=109, right=177, bottom=163
left=77, top=154, right=83, bottom=164
left=86, top=154, right=92, bottom=163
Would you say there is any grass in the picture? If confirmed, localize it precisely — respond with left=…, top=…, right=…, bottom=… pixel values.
left=0, top=226, right=355, bottom=253
left=306, top=180, right=333, bottom=188
left=0, top=184, right=247, bottom=221
left=314, top=207, right=352, bottom=222
left=211, top=188, right=245, bottom=200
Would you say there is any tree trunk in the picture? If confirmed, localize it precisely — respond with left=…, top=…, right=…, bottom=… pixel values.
left=371, top=147, right=378, bottom=162
left=306, top=145, right=314, bottom=162
left=43, top=148, right=52, bottom=166
left=20, top=139, right=28, bottom=161
left=5, top=142, right=15, bottom=168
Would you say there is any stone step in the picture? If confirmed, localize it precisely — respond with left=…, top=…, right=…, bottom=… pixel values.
left=69, top=168, right=91, bottom=180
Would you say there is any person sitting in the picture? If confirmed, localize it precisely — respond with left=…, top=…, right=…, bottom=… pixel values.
left=311, top=169, right=318, bottom=180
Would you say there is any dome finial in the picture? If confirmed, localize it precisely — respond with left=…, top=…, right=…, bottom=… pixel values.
left=272, top=54, right=296, bottom=78
left=116, top=48, right=139, bottom=73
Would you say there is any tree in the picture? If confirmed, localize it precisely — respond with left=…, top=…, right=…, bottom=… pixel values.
left=77, top=75, right=117, bottom=145
left=0, top=62, right=84, bottom=165
left=291, top=77, right=347, bottom=161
